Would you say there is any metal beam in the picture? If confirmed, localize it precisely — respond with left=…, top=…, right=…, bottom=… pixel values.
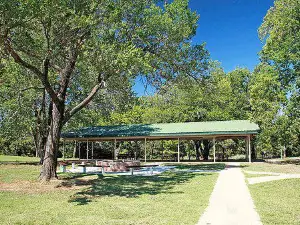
left=92, top=142, right=94, bottom=159
left=62, top=133, right=257, bottom=142
left=114, top=139, right=117, bottom=160
left=73, top=140, right=77, bottom=159
left=144, top=138, right=147, bottom=163
left=78, top=142, right=81, bottom=159
left=245, top=137, right=249, bottom=160
left=213, top=137, right=216, bottom=163
left=177, top=138, right=180, bottom=162
left=87, top=140, right=89, bottom=159
left=248, top=135, right=251, bottom=163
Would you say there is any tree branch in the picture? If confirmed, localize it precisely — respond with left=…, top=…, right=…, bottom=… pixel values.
left=19, top=86, right=45, bottom=92
left=63, top=78, right=106, bottom=124
left=58, top=31, right=90, bottom=98
left=4, top=37, right=60, bottom=105
left=58, top=49, right=78, bottom=98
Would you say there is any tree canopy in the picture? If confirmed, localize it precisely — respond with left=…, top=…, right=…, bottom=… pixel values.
left=0, top=0, right=299, bottom=176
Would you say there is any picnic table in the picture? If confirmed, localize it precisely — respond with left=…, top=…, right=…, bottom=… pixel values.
left=126, top=164, right=159, bottom=175
left=78, top=163, right=103, bottom=173
left=59, top=162, right=68, bottom=172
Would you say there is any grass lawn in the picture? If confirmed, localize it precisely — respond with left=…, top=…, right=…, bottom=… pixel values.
left=0, top=163, right=219, bottom=225
left=164, top=163, right=225, bottom=171
left=0, top=155, right=79, bottom=163
left=243, top=173, right=278, bottom=178
left=248, top=179, right=300, bottom=225
left=0, top=155, right=40, bottom=163
left=241, top=162, right=300, bottom=174
left=243, top=163, right=300, bottom=224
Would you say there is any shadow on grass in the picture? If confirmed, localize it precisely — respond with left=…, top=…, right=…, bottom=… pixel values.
left=68, top=172, right=212, bottom=205
left=226, top=164, right=249, bottom=169
left=170, top=163, right=225, bottom=171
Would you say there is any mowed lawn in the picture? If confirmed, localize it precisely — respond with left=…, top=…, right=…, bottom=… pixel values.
left=242, top=162, right=300, bottom=174
left=0, top=163, right=221, bottom=225
left=243, top=163, right=300, bottom=225
left=0, top=155, right=40, bottom=163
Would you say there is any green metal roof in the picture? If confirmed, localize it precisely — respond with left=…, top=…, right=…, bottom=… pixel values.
left=62, top=120, right=259, bottom=140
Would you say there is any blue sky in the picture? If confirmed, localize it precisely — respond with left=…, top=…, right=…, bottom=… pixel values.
left=133, top=0, right=274, bottom=96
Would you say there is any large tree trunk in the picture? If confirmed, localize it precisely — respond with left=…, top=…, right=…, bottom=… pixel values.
left=194, top=140, right=201, bottom=160
left=39, top=103, right=63, bottom=181
left=201, top=140, right=211, bottom=160
left=32, top=89, right=48, bottom=164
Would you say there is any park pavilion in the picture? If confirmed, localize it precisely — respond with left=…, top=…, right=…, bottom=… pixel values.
left=61, top=120, right=259, bottom=163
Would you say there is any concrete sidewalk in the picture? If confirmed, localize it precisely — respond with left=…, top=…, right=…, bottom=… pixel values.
left=197, top=163, right=262, bottom=225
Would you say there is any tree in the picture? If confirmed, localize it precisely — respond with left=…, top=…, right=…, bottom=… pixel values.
left=249, top=63, right=285, bottom=156
left=0, top=0, right=198, bottom=181
left=0, top=60, right=48, bottom=159
left=259, top=0, right=300, bottom=87
left=227, top=68, right=251, bottom=119
left=259, top=0, right=300, bottom=157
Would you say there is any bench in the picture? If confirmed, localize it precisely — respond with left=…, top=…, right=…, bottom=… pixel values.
left=78, top=164, right=104, bottom=173
left=126, top=165, right=159, bottom=175
left=77, top=164, right=87, bottom=173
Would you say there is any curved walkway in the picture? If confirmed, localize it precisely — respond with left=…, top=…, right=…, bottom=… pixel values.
left=245, top=170, right=300, bottom=185
left=197, top=163, right=262, bottom=225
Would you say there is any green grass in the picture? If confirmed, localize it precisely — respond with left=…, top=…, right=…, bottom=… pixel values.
left=0, top=164, right=40, bottom=183
left=243, top=173, right=278, bottom=178
left=0, top=155, right=40, bottom=163
left=0, top=155, right=79, bottom=164
left=0, top=164, right=219, bottom=225
left=164, top=163, right=226, bottom=171
left=244, top=163, right=300, bottom=224
left=248, top=179, right=300, bottom=225
left=241, top=162, right=300, bottom=174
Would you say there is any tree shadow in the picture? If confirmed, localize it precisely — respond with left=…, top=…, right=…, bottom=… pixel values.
left=170, top=163, right=225, bottom=171
left=226, top=164, right=249, bottom=169
left=68, top=172, right=212, bottom=205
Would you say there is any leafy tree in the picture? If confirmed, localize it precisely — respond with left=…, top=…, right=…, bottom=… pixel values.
left=0, top=60, right=48, bottom=159
left=0, top=0, right=198, bottom=181
left=259, top=0, right=300, bottom=86
left=258, top=0, right=300, bottom=157
left=227, top=68, right=251, bottom=119
left=249, top=63, right=285, bottom=156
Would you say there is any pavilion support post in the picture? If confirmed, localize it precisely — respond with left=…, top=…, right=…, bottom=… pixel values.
left=134, top=141, right=138, bottom=160
left=144, top=138, right=147, bottom=163
left=245, top=137, right=249, bottom=161
left=73, top=140, right=77, bottom=158
left=114, top=139, right=117, bottom=160
left=87, top=140, right=89, bottom=160
left=79, top=142, right=81, bottom=159
left=177, top=138, right=180, bottom=163
left=92, top=142, right=94, bottom=159
left=213, top=137, right=216, bottom=163
left=63, top=140, right=65, bottom=160
left=247, top=135, right=251, bottom=163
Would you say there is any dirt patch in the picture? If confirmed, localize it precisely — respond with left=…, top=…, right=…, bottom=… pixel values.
left=0, top=176, right=97, bottom=194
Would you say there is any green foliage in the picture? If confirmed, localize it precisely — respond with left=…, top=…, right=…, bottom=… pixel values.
left=0, top=60, right=42, bottom=156
left=259, top=0, right=300, bottom=86
left=249, top=63, right=285, bottom=156
left=0, top=0, right=200, bottom=163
